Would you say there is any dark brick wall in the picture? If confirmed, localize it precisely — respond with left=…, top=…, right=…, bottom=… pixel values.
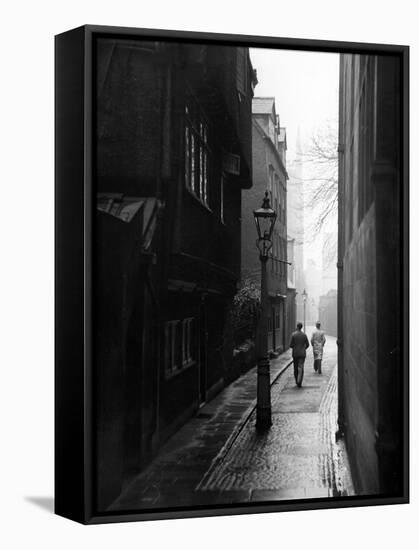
left=94, top=38, right=255, bottom=509
left=95, top=211, right=155, bottom=509
left=96, top=39, right=162, bottom=196
left=242, top=129, right=266, bottom=285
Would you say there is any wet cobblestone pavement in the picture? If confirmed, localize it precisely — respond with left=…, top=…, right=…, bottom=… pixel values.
left=198, top=342, right=353, bottom=500
left=109, top=330, right=353, bottom=511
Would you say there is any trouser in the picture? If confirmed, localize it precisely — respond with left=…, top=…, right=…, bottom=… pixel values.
left=293, top=357, right=305, bottom=386
left=314, top=358, right=322, bottom=373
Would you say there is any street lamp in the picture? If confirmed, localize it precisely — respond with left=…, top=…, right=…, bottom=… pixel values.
left=253, top=191, right=277, bottom=431
left=302, top=288, right=307, bottom=331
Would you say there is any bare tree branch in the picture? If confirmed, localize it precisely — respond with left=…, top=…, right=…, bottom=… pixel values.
left=296, top=122, right=339, bottom=241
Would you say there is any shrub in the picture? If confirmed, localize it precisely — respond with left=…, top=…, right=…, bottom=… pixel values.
left=230, top=278, right=261, bottom=347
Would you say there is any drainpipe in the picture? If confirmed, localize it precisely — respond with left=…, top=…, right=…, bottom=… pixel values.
left=336, top=54, right=345, bottom=441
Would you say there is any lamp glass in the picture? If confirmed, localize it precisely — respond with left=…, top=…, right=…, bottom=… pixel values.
left=253, top=191, right=277, bottom=242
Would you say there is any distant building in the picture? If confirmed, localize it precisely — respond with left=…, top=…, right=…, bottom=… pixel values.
left=338, top=53, right=403, bottom=496
left=303, top=258, right=322, bottom=325
left=321, top=231, right=338, bottom=295
left=287, top=129, right=306, bottom=323
left=241, top=97, right=292, bottom=354
left=318, top=232, right=337, bottom=336
left=95, top=40, right=256, bottom=509
left=286, top=237, right=297, bottom=341
left=318, top=289, right=337, bottom=337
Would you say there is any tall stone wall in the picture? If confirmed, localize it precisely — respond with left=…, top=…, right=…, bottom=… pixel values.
left=341, top=205, right=379, bottom=493
left=338, top=53, right=403, bottom=496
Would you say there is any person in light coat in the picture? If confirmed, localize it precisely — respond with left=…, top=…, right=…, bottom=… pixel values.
left=311, top=322, right=326, bottom=374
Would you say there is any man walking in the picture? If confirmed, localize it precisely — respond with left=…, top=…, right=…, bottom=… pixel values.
left=311, top=321, right=326, bottom=374
left=289, top=322, right=310, bottom=387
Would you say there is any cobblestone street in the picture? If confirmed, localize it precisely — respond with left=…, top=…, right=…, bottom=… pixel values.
left=110, top=330, right=353, bottom=511
left=198, top=333, right=353, bottom=501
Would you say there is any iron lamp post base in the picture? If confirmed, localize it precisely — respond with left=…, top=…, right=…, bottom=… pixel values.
left=256, top=355, right=272, bottom=431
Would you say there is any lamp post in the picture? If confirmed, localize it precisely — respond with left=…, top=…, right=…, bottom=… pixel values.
left=253, top=191, right=277, bottom=431
left=302, top=288, right=307, bottom=331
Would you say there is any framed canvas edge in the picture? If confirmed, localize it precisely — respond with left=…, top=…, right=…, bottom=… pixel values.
left=401, top=42, right=410, bottom=508
left=55, top=24, right=410, bottom=525
left=85, top=495, right=409, bottom=525
left=59, top=23, right=410, bottom=53
left=55, top=25, right=89, bottom=524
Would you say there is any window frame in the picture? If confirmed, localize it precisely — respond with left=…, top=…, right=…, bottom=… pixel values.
left=182, top=317, right=195, bottom=367
left=184, top=96, right=211, bottom=209
left=220, top=174, right=226, bottom=225
left=236, top=47, right=248, bottom=97
left=165, top=317, right=196, bottom=379
left=164, top=320, right=180, bottom=377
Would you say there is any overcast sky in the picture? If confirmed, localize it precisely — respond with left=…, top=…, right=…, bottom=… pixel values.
left=249, top=48, right=339, bottom=272
left=249, top=48, right=339, bottom=161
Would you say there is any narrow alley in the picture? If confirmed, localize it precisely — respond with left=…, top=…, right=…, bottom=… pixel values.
left=110, top=330, right=353, bottom=511
left=55, top=34, right=406, bottom=522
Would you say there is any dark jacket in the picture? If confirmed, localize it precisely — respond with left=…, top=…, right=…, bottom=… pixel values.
left=289, top=330, right=310, bottom=358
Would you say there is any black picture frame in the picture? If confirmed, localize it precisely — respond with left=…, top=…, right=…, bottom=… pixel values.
left=55, top=24, right=409, bottom=524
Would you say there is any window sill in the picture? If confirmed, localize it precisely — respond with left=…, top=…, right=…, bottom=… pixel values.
left=185, top=187, right=213, bottom=214
left=165, top=360, right=197, bottom=381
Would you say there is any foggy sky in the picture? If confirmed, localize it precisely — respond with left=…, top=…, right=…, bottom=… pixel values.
left=249, top=48, right=339, bottom=273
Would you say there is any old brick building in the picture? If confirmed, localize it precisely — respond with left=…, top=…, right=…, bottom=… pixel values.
left=94, top=38, right=256, bottom=509
left=241, top=98, right=292, bottom=354
left=287, top=129, right=306, bottom=324
left=286, top=237, right=297, bottom=343
left=337, top=53, right=403, bottom=496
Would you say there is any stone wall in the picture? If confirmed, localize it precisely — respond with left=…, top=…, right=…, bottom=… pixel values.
left=341, top=204, right=379, bottom=493
left=338, top=54, right=403, bottom=496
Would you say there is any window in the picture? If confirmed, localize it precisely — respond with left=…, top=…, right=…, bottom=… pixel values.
left=273, top=240, right=276, bottom=277
left=185, top=99, right=210, bottom=207
left=268, top=165, right=274, bottom=197
left=277, top=239, right=281, bottom=276
left=282, top=187, right=286, bottom=225
left=281, top=238, right=286, bottom=278
left=272, top=236, right=276, bottom=273
left=236, top=47, right=248, bottom=96
left=282, top=239, right=286, bottom=277
left=182, top=318, right=194, bottom=366
left=165, top=317, right=195, bottom=377
left=220, top=175, right=225, bottom=224
left=165, top=320, right=180, bottom=376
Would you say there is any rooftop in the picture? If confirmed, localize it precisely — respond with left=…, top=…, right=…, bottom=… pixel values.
left=278, top=127, right=287, bottom=143
left=252, top=97, right=276, bottom=117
